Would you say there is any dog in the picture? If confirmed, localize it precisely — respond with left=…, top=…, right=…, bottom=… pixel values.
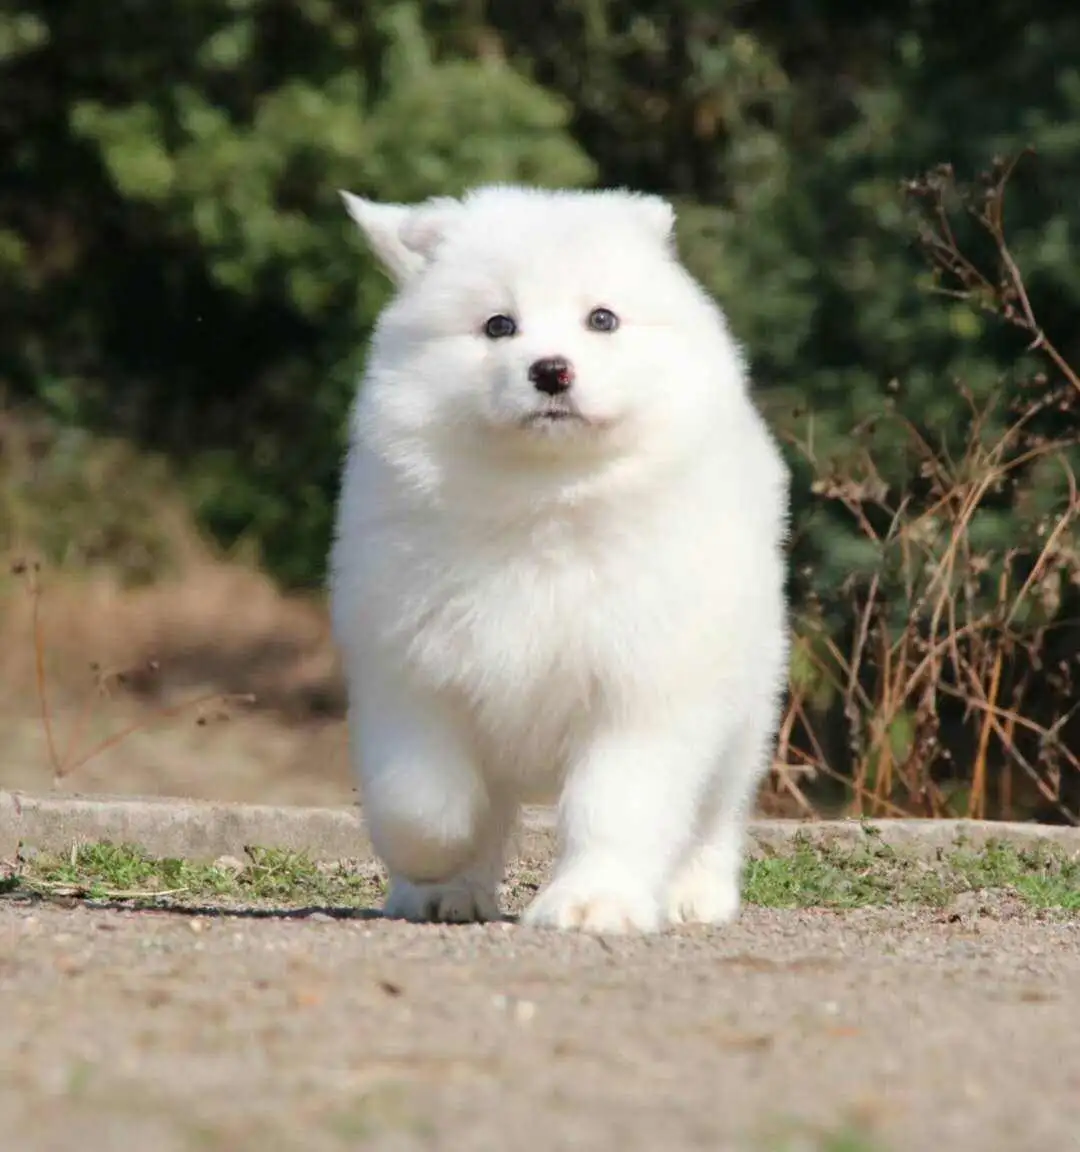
left=329, top=184, right=789, bottom=933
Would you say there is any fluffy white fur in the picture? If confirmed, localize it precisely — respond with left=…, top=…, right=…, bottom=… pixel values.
left=329, top=184, right=789, bottom=934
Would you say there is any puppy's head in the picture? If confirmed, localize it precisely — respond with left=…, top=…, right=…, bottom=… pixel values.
left=341, top=185, right=745, bottom=466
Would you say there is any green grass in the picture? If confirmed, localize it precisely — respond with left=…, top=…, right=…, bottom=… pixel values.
left=759, top=1117, right=887, bottom=1152
left=0, top=841, right=384, bottom=909
left=745, top=834, right=1080, bottom=911
left=1, top=833, right=1077, bottom=914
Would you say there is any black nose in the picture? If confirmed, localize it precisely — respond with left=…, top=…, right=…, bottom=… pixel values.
left=528, top=356, right=575, bottom=396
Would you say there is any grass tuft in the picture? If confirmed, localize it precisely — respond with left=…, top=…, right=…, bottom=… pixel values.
left=2, top=841, right=384, bottom=909
left=744, top=835, right=1080, bottom=911
left=1, top=835, right=1077, bottom=914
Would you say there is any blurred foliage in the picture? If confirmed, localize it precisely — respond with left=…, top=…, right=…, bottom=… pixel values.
left=0, top=410, right=177, bottom=585
left=0, top=0, right=594, bottom=584
left=3, top=0, right=1080, bottom=812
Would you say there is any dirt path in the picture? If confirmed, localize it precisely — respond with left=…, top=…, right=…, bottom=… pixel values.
left=2, top=894, right=1078, bottom=1152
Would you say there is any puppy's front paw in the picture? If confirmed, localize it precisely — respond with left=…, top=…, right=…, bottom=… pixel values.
left=383, top=877, right=500, bottom=924
left=521, top=867, right=661, bottom=934
left=665, top=856, right=741, bottom=926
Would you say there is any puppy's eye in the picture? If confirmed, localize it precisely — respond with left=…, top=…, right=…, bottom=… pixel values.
left=484, top=314, right=517, bottom=339
left=586, top=307, right=619, bottom=333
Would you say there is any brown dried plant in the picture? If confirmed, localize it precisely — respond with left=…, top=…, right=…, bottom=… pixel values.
left=11, top=558, right=256, bottom=787
left=771, top=151, right=1080, bottom=824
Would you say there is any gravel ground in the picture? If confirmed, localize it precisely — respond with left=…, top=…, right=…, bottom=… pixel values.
left=2, top=891, right=1079, bottom=1152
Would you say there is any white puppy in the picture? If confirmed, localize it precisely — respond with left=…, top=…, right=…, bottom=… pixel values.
left=329, top=185, right=789, bottom=933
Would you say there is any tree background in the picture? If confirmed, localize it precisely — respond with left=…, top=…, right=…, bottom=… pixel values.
left=3, top=0, right=1079, bottom=815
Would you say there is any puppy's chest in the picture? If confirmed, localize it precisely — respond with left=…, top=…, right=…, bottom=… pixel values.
left=396, top=529, right=653, bottom=707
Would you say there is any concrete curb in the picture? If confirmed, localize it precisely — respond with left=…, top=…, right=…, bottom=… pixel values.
left=0, top=791, right=370, bottom=863
left=2, top=789, right=1079, bottom=863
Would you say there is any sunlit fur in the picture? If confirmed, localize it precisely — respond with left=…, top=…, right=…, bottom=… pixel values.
left=329, top=184, right=789, bottom=933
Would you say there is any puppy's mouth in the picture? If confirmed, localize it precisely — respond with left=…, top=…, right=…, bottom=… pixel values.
left=520, top=402, right=590, bottom=429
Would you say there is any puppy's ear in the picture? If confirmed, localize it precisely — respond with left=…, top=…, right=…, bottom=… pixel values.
left=339, top=192, right=463, bottom=286
left=629, top=193, right=676, bottom=248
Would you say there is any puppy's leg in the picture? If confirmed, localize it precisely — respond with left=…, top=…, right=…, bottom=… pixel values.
left=521, top=713, right=717, bottom=934
left=666, top=709, right=777, bottom=927
left=351, top=668, right=510, bottom=922
left=382, top=792, right=517, bottom=924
